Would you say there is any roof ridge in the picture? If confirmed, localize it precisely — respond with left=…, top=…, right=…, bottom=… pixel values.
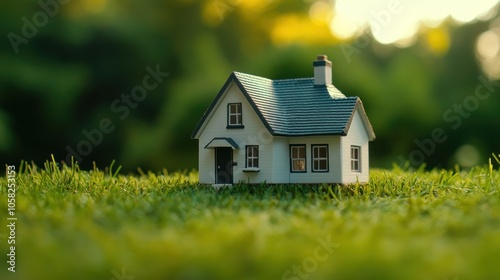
left=233, top=71, right=314, bottom=83
left=273, top=77, right=313, bottom=82
left=233, top=71, right=272, bottom=82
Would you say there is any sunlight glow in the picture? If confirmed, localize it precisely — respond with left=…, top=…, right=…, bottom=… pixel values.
left=476, top=28, right=500, bottom=79
left=330, top=0, right=499, bottom=44
left=271, top=14, right=334, bottom=45
left=477, top=30, right=500, bottom=59
left=330, top=14, right=361, bottom=39
left=309, top=1, right=332, bottom=24
left=425, top=28, right=450, bottom=55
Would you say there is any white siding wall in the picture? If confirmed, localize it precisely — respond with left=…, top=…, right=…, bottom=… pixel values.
left=252, top=135, right=344, bottom=184
left=198, top=82, right=274, bottom=184
left=272, top=137, right=289, bottom=183
left=339, top=110, right=370, bottom=183
left=288, top=136, right=342, bottom=184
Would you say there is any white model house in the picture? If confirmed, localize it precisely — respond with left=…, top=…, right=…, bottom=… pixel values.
left=192, top=55, right=375, bottom=185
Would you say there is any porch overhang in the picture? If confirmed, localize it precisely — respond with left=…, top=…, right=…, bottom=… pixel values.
left=204, top=137, right=239, bottom=149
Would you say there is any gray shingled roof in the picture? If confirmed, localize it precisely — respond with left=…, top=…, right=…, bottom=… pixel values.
left=192, top=71, right=375, bottom=139
left=234, top=72, right=359, bottom=136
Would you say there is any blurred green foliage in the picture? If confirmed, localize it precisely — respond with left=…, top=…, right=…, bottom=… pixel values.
left=0, top=0, right=499, bottom=172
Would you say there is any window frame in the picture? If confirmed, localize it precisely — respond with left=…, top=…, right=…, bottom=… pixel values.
left=351, top=145, right=361, bottom=172
left=311, top=144, right=329, bottom=172
left=245, top=145, right=259, bottom=169
left=227, top=103, right=244, bottom=128
left=290, top=144, right=307, bottom=173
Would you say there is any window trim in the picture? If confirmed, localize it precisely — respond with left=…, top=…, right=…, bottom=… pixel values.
left=227, top=103, right=244, bottom=129
left=311, top=144, right=329, bottom=173
left=290, top=144, right=307, bottom=173
left=351, top=145, right=361, bottom=172
left=245, top=145, right=259, bottom=169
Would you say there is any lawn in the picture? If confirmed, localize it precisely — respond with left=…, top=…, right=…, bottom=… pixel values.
left=1, top=157, right=500, bottom=280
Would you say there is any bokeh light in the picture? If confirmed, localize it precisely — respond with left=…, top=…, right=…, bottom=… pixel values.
left=476, top=25, right=500, bottom=79
left=477, top=30, right=500, bottom=59
left=454, top=144, right=481, bottom=167
left=330, top=0, right=499, bottom=45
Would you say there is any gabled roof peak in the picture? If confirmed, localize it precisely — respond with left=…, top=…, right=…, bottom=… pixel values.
left=192, top=70, right=375, bottom=140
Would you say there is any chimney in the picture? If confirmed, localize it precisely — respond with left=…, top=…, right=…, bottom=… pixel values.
left=313, top=55, right=332, bottom=86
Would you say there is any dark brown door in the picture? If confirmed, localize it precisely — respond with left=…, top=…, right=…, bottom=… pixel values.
left=215, top=147, right=233, bottom=184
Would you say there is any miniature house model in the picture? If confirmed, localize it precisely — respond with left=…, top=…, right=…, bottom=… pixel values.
left=192, top=55, right=375, bottom=185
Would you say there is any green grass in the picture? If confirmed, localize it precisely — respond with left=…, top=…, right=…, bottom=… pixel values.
left=1, top=157, right=500, bottom=280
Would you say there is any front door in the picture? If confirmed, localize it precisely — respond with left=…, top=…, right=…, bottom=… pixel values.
left=215, top=147, right=233, bottom=184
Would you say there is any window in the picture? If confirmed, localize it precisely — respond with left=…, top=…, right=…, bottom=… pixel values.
left=351, top=146, right=361, bottom=172
left=227, top=103, right=243, bottom=127
left=246, top=145, right=259, bottom=168
left=312, top=145, right=328, bottom=172
left=290, top=145, right=306, bottom=172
